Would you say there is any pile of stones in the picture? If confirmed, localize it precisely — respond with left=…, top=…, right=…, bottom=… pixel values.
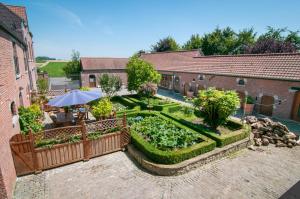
left=245, top=116, right=299, bottom=148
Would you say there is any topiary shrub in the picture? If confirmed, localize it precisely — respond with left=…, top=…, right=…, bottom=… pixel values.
left=193, top=88, right=240, bottom=130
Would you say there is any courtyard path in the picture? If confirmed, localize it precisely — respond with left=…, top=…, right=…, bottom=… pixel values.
left=14, top=145, right=300, bottom=199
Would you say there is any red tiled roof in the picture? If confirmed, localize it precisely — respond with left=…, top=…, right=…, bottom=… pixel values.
left=5, top=5, right=27, bottom=23
left=154, top=53, right=300, bottom=81
left=140, top=50, right=201, bottom=68
left=80, top=57, right=128, bottom=70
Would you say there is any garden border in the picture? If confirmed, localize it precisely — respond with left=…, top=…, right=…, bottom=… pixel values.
left=127, top=137, right=251, bottom=176
left=126, top=111, right=216, bottom=164
left=161, top=110, right=251, bottom=147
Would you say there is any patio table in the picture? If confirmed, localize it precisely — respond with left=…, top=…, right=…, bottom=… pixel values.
left=55, top=112, right=75, bottom=126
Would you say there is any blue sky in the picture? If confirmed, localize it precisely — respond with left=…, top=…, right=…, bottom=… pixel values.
left=3, top=0, right=300, bottom=59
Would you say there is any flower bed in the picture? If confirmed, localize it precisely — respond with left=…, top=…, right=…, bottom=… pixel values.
left=124, top=94, right=178, bottom=111
left=126, top=111, right=216, bottom=164
left=162, top=105, right=250, bottom=147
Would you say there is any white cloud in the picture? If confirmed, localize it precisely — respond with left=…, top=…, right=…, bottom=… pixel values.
left=55, top=4, right=83, bottom=27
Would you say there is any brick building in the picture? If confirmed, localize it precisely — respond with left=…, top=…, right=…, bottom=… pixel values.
left=0, top=3, right=36, bottom=198
left=80, top=50, right=300, bottom=122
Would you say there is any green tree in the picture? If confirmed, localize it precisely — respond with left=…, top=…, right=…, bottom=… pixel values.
left=98, top=73, right=122, bottom=98
left=234, top=28, right=257, bottom=54
left=183, top=34, right=202, bottom=50
left=151, top=36, right=180, bottom=52
left=126, top=56, right=161, bottom=91
left=193, top=88, right=240, bottom=130
left=63, top=50, right=81, bottom=80
left=201, top=27, right=238, bottom=55
left=285, top=30, right=300, bottom=50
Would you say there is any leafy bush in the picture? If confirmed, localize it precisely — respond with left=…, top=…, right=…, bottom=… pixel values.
left=19, top=105, right=43, bottom=134
left=131, top=116, right=201, bottom=150
left=194, top=88, right=240, bottom=129
left=245, top=96, right=255, bottom=104
left=79, top=87, right=91, bottom=91
left=91, top=98, right=113, bottom=119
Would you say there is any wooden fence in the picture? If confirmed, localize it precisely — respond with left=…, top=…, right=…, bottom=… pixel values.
left=10, top=114, right=130, bottom=176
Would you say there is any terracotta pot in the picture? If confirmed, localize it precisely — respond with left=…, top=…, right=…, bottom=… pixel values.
left=186, top=91, right=194, bottom=98
left=244, top=103, right=254, bottom=114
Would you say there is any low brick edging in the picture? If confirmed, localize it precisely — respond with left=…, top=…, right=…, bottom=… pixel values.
left=127, top=138, right=251, bottom=176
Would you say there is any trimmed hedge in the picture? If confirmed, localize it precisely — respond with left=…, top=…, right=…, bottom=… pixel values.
left=127, top=111, right=216, bottom=164
left=112, top=96, right=140, bottom=116
left=125, top=95, right=178, bottom=111
left=161, top=111, right=250, bottom=147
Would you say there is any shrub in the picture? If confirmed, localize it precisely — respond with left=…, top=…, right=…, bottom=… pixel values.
left=91, top=98, right=113, bottom=119
left=194, top=88, right=240, bottom=129
left=37, top=79, right=48, bottom=94
left=19, top=105, right=43, bottom=134
left=245, top=96, right=255, bottom=104
left=79, top=87, right=91, bottom=91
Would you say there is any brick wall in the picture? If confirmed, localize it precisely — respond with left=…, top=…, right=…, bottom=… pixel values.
left=81, top=69, right=128, bottom=88
left=173, top=72, right=299, bottom=119
left=0, top=26, right=36, bottom=199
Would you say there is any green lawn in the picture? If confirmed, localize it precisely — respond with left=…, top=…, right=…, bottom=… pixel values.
left=39, top=62, right=67, bottom=77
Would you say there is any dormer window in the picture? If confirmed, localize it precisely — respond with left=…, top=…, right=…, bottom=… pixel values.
left=198, top=74, right=204, bottom=81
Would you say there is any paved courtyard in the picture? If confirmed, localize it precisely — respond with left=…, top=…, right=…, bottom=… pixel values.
left=14, top=145, right=300, bottom=199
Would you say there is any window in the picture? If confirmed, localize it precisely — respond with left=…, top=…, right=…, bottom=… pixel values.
left=11, top=101, right=17, bottom=115
left=23, top=48, right=29, bottom=71
left=198, top=74, right=204, bottom=81
left=12, top=42, right=20, bottom=78
left=238, top=79, right=245, bottom=86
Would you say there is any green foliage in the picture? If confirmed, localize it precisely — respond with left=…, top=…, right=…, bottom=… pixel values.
left=19, top=105, right=43, bottom=134
left=91, top=98, right=113, bottom=119
left=37, top=79, right=48, bottom=94
left=131, top=116, right=201, bottom=150
left=193, top=88, right=240, bottom=129
left=99, top=73, right=122, bottom=98
left=183, top=34, right=202, bottom=50
left=126, top=56, right=161, bottom=91
left=79, top=87, right=91, bottom=91
left=39, top=62, right=67, bottom=77
left=161, top=111, right=250, bottom=147
left=245, top=96, right=255, bottom=104
left=63, top=50, right=81, bottom=80
left=151, top=36, right=180, bottom=52
left=125, top=95, right=175, bottom=111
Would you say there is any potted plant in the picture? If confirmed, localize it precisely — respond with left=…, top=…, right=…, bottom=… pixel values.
left=244, top=96, right=255, bottom=114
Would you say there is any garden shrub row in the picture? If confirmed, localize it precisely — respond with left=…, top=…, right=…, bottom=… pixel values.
left=124, top=95, right=178, bottom=111
left=111, top=96, right=140, bottom=116
left=161, top=111, right=250, bottom=147
left=127, top=111, right=216, bottom=164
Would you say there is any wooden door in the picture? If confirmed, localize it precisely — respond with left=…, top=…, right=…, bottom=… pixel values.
left=291, top=91, right=300, bottom=121
left=237, top=91, right=245, bottom=108
left=184, top=83, right=190, bottom=95
left=260, top=95, right=274, bottom=116
left=89, top=75, right=96, bottom=87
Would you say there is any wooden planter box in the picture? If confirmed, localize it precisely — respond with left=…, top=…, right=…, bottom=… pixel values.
left=244, top=104, right=254, bottom=114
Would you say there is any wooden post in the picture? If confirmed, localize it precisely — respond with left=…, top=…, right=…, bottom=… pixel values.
left=81, top=121, right=90, bottom=161
left=29, top=129, right=40, bottom=174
